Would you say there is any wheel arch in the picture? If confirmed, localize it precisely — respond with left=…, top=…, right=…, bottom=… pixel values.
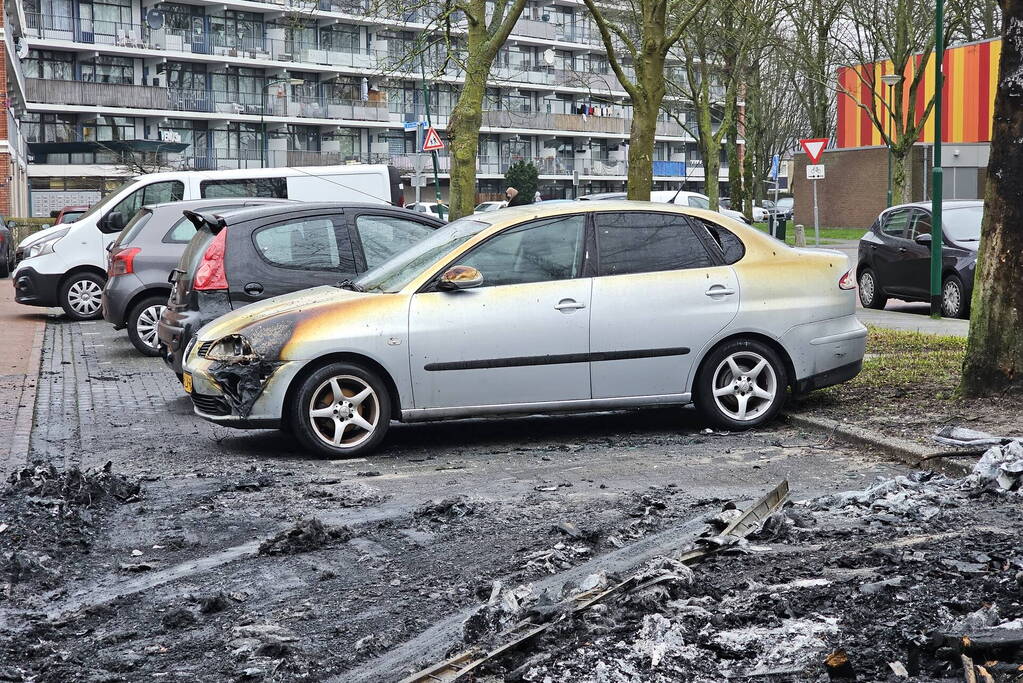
left=126, top=287, right=172, bottom=321
left=691, top=332, right=797, bottom=393
left=59, top=264, right=107, bottom=292
left=281, top=352, right=403, bottom=429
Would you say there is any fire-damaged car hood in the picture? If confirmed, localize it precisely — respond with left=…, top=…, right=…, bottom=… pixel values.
left=196, top=286, right=368, bottom=356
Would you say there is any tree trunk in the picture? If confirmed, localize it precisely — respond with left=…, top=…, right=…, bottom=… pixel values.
left=696, top=98, right=720, bottom=208
left=891, top=149, right=913, bottom=204
left=726, top=113, right=744, bottom=215
left=446, top=62, right=488, bottom=220
left=626, top=98, right=657, bottom=200
left=962, top=0, right=1023, bottom=396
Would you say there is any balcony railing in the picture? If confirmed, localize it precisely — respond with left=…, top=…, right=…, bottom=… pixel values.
left=25, top=78, right=170, bottom=109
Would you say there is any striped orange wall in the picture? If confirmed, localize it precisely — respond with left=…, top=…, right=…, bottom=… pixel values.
left=836, top=38, right=999, bottom=148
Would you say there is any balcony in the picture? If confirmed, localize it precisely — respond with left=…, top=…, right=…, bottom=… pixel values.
left=25, top=78, right=170, bottom=110
left=513, top=18, right=558, bottom=41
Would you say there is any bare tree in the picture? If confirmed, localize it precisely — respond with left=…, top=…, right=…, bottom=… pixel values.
left=781, top=0, right=846, bottom=139
left=962, top=0, right=1023, bottom=395
left=836, top=0, right=960, bottom=204
left=949, top=0, right=1001, bottom=41
left=580, top=0, right=711, bottom=200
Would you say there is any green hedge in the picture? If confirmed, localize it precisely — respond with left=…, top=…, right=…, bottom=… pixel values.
left=6, top=218, right=59, bottom=246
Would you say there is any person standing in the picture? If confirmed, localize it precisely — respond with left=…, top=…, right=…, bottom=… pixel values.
left=505, top=187, right=524, bottom=206
left=534, top=190, right=542, bottom=203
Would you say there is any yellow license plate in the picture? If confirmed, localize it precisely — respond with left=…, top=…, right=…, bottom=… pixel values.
left=182, top=372, right=193, bottom=394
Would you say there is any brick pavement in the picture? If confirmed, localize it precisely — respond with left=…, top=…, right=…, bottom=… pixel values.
left=0, top=280, right=47, bottom=470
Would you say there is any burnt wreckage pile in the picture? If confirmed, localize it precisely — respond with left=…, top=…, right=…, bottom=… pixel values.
left=405, top=433, right=1023, bottom=682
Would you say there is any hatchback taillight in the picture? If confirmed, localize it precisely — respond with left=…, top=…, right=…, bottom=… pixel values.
left=109, top=247, right=140, bottom=277
left=193, top=230, right=228, bottom=291
left=839, top=269, right=856, bottom=290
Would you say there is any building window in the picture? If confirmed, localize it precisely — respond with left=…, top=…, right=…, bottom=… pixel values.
left=320, top=24, right=360, bottom=52
left=209, top=11, right=264, bottom=51
left=93, top=0, right=132, bottom=29
left=23, top=50, right=74, bottom=80
left=211, top=67, right=263, bottom=107
left=79, top=55, right=134, bottom=84
left=24, top=112, right=77, bottom=143
left=164, top=61, right=208, bottom=90
left=288, top=125, right=320, bottom=152
left=213, top=122, right=263, bottom=160
left=82, top=116, right=136, bottom=141
left=324, top=130, right=361, bottom=158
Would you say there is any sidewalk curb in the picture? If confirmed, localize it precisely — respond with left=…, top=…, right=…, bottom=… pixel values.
left=786, top=413, right=974, bottom=477
left=9, top=316, right=45, bottom=465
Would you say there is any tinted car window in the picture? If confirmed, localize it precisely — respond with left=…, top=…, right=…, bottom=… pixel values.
left=201, top=178, right=288, bottom=199
left=459, top=215, right=586, bottom=288
left=118, top=210, right=154, bottom=246
left=697, top=218, right=745, bottom=264
left=881, top=209, right=912, bottom=237
left=144, top=181, right=185, bottom=205
left=253, top=216, right=355, bottom=271
left=355, top=215, right=436, bottom=270
left=596, top=212, right=715, bottom=276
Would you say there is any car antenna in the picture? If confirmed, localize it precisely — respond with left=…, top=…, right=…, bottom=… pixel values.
left=670, top=185, right=684, bottom=205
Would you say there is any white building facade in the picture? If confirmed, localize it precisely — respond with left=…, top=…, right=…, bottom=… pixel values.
left=3, top=0, right=739, bottom=215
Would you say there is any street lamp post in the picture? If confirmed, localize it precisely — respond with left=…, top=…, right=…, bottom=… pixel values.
left=260, top=78, right=304, bottom=168
left=930, top=0, right=945, bottom=318
left=880, top=73, right=903, bottom=208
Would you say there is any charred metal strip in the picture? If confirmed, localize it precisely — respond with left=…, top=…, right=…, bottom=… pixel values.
left=423, top=347, right=691, bottom=372
left=399, top=480, right=789, bottom=683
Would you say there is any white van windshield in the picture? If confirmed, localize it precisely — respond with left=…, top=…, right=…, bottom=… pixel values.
left=75, top=179, right=138, bottom=223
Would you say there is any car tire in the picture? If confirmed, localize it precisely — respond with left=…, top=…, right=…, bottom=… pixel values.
left=695, top=338, right=788, bottom=431
left=941, top=274, right=969, bottom=319
left=127, top=295, right=167, bottom=357
left=289, top=362, right=391, bottom=458
left=59, top=272, right=105, bottom=321
left=857, top=268, right=888, bottom=310
left=0, top=250, right=9, bottom=278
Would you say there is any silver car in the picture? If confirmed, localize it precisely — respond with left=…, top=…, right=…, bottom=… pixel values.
left=182, top=202, right=867, bottom=457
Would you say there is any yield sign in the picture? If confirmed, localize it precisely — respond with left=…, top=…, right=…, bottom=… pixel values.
left=800, top=138, right=829, bottom=164
left=422, top=126, right=444, bottom=152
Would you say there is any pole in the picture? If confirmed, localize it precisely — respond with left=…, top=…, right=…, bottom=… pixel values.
left=420, top=56, right=445, bottom=220
left=260, top=89, right=266, bottom=169
left=414, top=123, right=423, bottom=208
left=930, top=0, right=944, bottom=318
left=886, top=85, right=893, bottom=207
left=812, top=178, right=820, bottom=246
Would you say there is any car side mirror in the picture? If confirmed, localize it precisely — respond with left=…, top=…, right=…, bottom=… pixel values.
left=914, top=233, right=932, bottom=245
left=437, top=265, right=483, bottom=291
left=104, top=212, right=126, bottom=232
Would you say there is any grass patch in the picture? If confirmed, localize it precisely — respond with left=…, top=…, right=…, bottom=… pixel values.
left=851, top=327, right=966, bottom=395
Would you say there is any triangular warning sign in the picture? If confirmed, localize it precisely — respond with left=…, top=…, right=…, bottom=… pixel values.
left=800, top=138, right=829, bottom=164
left=422, top=126, right=444, bottom=152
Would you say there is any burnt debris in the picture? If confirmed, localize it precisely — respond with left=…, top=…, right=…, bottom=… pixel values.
left=257, top=517, right=352, bottom=556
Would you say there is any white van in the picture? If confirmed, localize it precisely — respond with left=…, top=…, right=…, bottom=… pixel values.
left=649, top=190, right=752, bottom=224
left=13, top=165, right=403, bottom=320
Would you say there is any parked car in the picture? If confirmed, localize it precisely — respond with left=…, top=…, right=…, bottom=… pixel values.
left=776, top=197, right=794, bottom=217
left=405, top=202, right=449, bottom=218
left=474, top=201, right=506, bottom=213
left=101, top=198, right=292, bottom=356
left=857, top=200, right=982, bottom=319
left=51, top=205, right=90, bottom=226
left=761, top=199, right=792, bottom=222
left=12, top=164, right=403, bottom=321
left=0, top=220, right=15, bottom=277
left=182, top=201, right=865, bottom=458
left=159, top=203, right=444, bottom=378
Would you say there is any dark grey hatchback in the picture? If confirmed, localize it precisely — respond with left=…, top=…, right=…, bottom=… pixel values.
left=102, top=198, right=291, bottom=355
left=856, top=200, right=982, bottom=319
left=158, top=202, right=444, bottom=377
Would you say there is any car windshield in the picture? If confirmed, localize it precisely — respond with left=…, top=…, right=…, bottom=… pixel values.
left=943, top=206, right=983, bottom=241
left=74, top=178, right=137, bottom=222
left=353, top=217, right=491, bottom=293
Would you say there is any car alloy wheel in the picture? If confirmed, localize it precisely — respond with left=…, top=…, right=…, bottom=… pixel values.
left=858, top=270, right=875, bottom=306
left=128, top=296, right=167, bottom=356
left=941, top=276, right=966, bottom=319
left=710, top=351, right=779, bottom=422
left=308, top=375, right=380, bottom=449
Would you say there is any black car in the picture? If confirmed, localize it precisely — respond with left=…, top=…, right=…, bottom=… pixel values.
left=856, top=200, right=982, bottom=319
left=0, top=220, right=15, bottom=277
left=157, top=202, right=444, bottom=376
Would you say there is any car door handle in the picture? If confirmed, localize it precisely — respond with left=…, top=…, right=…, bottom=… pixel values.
left=243, top=282, right=264, bottom=295
left=899, top=247, right=907, bottom=253
left=554, top=299, right=586, bottom=311
left=705, top=286, right=736, bottom=297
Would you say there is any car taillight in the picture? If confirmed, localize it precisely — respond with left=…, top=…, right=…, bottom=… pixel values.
left=109, top=247, right=140, bottom=277
left=839, top=269, right=856, bottom=290
left=193, top=229, right=228, bottom=291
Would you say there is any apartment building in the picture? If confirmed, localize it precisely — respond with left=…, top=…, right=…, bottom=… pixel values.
left=1, top=0, right=740, bottom=216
